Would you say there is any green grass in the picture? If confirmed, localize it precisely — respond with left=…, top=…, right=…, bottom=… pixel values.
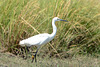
left=0, top=0, right=100, bottom=58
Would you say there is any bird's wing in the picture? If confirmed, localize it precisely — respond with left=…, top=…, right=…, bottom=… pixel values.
left=23, top=33, right=50, bottom=46
left=38, top=34, right=50, bottom=45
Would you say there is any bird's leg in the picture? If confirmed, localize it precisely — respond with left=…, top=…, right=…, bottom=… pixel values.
left=24, top=46, right=29, bottom=59
left=34, top=49, right=38, bottom=62
left=31, top=48, right=39, bottom=63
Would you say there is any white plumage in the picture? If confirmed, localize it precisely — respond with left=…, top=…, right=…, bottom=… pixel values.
left=19, top=33, right=52, bottom=47
left=19, top=17, right=68, bottom=62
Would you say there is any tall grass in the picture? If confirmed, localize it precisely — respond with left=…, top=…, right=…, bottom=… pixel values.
left=0, top=0, right=100, bottom=57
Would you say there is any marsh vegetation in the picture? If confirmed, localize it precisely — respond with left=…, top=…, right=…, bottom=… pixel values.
left=0, top=0, right=100, bottom=66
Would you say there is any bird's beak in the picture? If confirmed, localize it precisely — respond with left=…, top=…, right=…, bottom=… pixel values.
left=59, top=19, right=68, bottom=22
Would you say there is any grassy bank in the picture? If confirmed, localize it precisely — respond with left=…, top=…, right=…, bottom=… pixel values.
left=0, top=52, right=100, bottom=67
left=0, top=0, right=100, bottom=58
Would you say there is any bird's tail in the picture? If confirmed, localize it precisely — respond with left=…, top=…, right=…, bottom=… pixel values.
left=19, top=40, right=25, bottom=47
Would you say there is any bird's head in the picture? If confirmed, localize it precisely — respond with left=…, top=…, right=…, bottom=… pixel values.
left=53, top=17, right=68, bottom=22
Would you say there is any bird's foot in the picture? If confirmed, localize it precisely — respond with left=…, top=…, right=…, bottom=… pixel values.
left=31, top=54, right=37, bottom=63
left=31, top=55, right=35, bottom=63
left=32, top=55, right=34, bottom=59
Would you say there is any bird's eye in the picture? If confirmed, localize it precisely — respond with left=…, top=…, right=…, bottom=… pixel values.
left=57, top=18, right=59, bottom=20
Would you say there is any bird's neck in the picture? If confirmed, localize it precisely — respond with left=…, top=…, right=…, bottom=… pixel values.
left=50, top=20, right=57, bottom=38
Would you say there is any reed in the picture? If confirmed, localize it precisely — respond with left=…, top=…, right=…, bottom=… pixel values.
left=0, top=0, right=100, bottom=57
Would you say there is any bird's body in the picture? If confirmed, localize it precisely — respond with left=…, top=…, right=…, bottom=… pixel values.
left=19, top=17, right=58, bottom=47
left=19, top=17, right=68, bottom=62
left=19, top=33, right=54, bottom=47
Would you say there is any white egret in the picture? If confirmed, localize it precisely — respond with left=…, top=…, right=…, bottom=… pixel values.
left=19, top=17, right=68, bottom=62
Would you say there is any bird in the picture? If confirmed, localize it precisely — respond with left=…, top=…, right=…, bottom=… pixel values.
left=19, top=17, right=68, bottom=62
